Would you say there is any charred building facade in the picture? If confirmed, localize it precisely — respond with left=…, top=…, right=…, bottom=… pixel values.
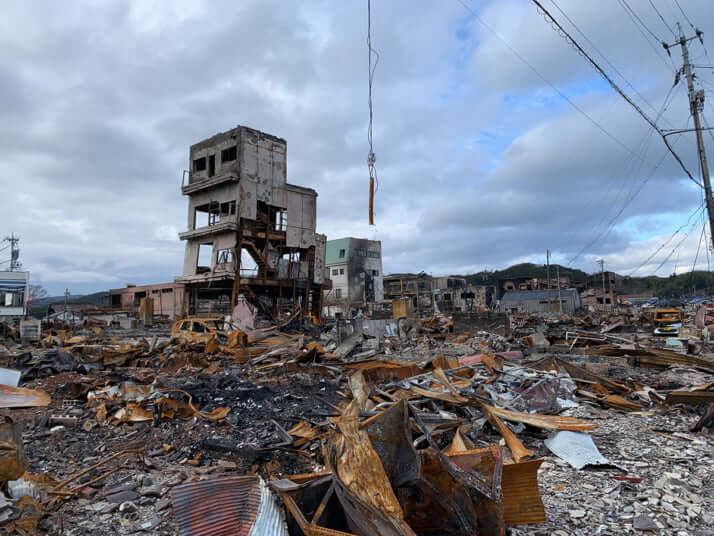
left=324, top=237, right=383, bottom=316
left=176, top=125, right=327, bottom=319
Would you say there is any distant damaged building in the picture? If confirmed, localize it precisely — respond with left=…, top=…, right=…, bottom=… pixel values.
left=499, top=289, right=581, bottom=314
left=324, top=237, right=383, bottom=316
left=176, top=125, right=327, bottom=318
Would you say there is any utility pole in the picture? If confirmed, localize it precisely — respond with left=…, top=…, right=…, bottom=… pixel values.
left=665, top=24, right=714, bottom=251
left=546, top=249, right=551, bottom=309
left=4, top=234, right=21, bottom=271
left=64, top=288, right=70, bottom=320
left=597, top=259, right=606, bottom=311
left=556, top=264, right=562, bottom=313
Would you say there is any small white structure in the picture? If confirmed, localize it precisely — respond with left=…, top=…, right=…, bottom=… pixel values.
left=0, top=271, right=29, bottom=319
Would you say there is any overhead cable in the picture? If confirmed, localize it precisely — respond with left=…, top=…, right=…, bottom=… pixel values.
left=628, top=202, right=704, bottom=276
left=616, top=0, right=676, bottom=72
left=549, top=0, right=665, bottom=120
left=455, top=0, right=647, bottom=164
left=672, top=0, right=695, bottom=30
left=532, top=0, right=703, bottom=189
left=647, top=0, right=676, bottom=37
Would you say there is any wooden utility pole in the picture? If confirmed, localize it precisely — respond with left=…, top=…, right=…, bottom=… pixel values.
left=666, top=24, right=714, bottom=251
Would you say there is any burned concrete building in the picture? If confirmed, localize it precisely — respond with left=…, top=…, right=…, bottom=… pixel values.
left=176, top=125, right=327, bottom=319
left=323, top=237, right=383, bottom=316
left=383, top=272, right=434, bottom=311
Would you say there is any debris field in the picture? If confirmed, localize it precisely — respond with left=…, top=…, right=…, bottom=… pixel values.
left=0, top=310, right=712, bottom=536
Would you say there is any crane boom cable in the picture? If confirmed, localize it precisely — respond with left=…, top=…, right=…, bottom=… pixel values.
left=367, top=0, right=379, bottom=225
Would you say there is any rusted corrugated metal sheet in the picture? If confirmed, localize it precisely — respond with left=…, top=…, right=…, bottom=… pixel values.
left=170, top=475, right=288, bottom=536
left=501, top=459, right=545, bottom=525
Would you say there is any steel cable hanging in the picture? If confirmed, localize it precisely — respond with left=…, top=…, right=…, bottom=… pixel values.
left=367, top=0, right=379, bottom=225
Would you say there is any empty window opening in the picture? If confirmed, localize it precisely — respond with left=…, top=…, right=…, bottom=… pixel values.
left=339, top=249, right=346, bottom=258
left=221, top=146, right=237, bottom=163
left=195, top=208, right=209, bottom=229
left=194, top=201, right=235, bottom=228
left=335, top=288, right=342, bottom=299
left=193, top=157, right=206, bottom=172
left=240, top=248, right=259, bottom=277
left=208, top=154, right=216, bottom=177
left=197, top=244, right=212, bottom=273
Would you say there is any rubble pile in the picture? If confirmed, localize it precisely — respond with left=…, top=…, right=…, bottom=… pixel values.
left=0, top=312, right=711, bottom=535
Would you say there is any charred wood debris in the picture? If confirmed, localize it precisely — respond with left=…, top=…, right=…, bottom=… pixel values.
left=0, top=310, right=711, bottom=536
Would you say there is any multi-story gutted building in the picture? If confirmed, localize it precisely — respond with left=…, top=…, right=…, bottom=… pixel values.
left=431, top=276, right=465, bottom=312
left=176, top=125, right=327, bottom=319
left=324, top=238, right=383, bottom=316
left=383, top=272, right=433, bottom=311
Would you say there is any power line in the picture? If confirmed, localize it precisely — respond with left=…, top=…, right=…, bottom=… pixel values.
left=653, top=216, right=699, bottom=273
left=455, top=0, right=649, bottom=165
left=549, top=0, right=664, bottom=119
left=532, top=0, right=703, bottom=189
left=688, top=221, right=706, bottom=288
left=672, top=0, right=695, bottom=30
left=569, top=80, right=682, bottom=249
left=568, top=116, right=691, bottom=266
left=628, top=202, right=704, bottom=275
left=616, top=0, right=677, bottom=72
left=648, top=0, right=676, bottom=37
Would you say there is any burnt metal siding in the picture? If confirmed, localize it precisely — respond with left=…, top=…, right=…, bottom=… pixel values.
left=170, top=475, right=288, bottom=536
left=499, top=289, right=581, bottom=313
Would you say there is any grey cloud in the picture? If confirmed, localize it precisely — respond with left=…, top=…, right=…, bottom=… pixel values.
left=1, top=0, right=713, bottom=295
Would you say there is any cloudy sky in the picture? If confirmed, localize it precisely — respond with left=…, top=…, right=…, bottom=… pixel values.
left=2, top=0, right=714, bottom=295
